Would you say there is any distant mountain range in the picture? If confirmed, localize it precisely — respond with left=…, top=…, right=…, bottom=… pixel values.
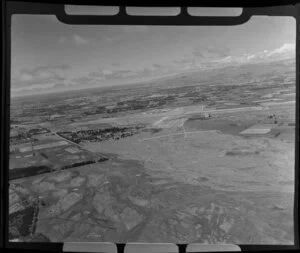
left=11, top=57, right=295, bottom=98
left=137, top=57, right=295, bottom=89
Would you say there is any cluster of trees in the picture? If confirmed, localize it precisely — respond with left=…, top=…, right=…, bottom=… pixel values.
left=142, top=128, right=162, bottom=134
left=9, top=165, right=53, bottom=180
left=58, top=126, right=142, bottom=144
left=28, top=128, right=50, bottom=135
left=9, top=205, right=36, bottom=240
left=107, top=96, right=176, bottom=114
left=10, top=134, right=31, bottom=145
left=83, top=106, right=106, bottom=116
left=267, top=114, right=279, bottom=124
left=10, top=127, right=50, bottom=146
left=61, top=160, right=98, bottom=170
left=10, top=119, right=21, bottom=124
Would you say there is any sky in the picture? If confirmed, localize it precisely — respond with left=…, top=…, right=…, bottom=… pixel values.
left=11, top=10, right=296, bottom=97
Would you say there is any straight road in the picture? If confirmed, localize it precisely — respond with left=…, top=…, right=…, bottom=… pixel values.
left=139, top=129, right=219, bottom=141
left=54, top=132, right=82, bottom=148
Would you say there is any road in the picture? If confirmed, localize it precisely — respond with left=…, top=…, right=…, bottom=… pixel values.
left=153, top=116, right=169, bottom=127
left=202, top=106, right=264, bottom=114
left=53, top=132, right=100, bottom=156
left=54, top=132, right=82, bottom=148
left=139, top=129, right=219, bottom=141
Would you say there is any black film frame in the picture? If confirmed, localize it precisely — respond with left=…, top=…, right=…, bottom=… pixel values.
left=2, top=1, right=300, bottom=252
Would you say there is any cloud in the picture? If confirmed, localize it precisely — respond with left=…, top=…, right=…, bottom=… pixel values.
left=71, top=66, right=166, bottom=87
left=58, top=36, right=67, bottom=44
left=266, top=43, right=295, bottom=57
left=34, top=64, right=70, bottom=71
left=173, top=58, right=193, bottom=64
left=12, top=65, right=68, bottom=88
left=191, top=45, right=230, bottom=62
left=99, top=35, right=125, bottom=45
left=102, top=69, right=139, bottom=79
left=197, top=43, right=296, bottom=68
left=218, top=56, right=232, bottom=63
left=153, top=63, right=164, bottom=69
left=12, top=82, right=69, bottom=97
left=173, top=58, right=196, bottom=70
left=51, top=83, right=68, bottom=89
left=102, top=69, right=113, bottom=75
left=68, top=42, right=295, bottom=89
left=235, top=43, right=295, bottom=64
left=71, top=69, right=125, bottom=86
left=247, top=54, right=256, bottom=60
left=137, top=68, right=152, bottom=76
left=72, top=34, right=89, bottom=45
left=192, top=51, right=205, bottom=58
left=89, top=71, right=104, bottom=78
left=71, top=76, right=96, bottom=87
left=206, top=45, right=230, bottom=58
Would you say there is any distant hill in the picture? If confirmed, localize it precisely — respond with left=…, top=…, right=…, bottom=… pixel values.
left=11, top=57, right=295, bottom=99
left=144, top=58, right=295, bottom=89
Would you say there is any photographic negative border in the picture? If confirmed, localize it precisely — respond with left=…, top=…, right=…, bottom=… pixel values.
left=2, top=1, right=299, bottom=252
